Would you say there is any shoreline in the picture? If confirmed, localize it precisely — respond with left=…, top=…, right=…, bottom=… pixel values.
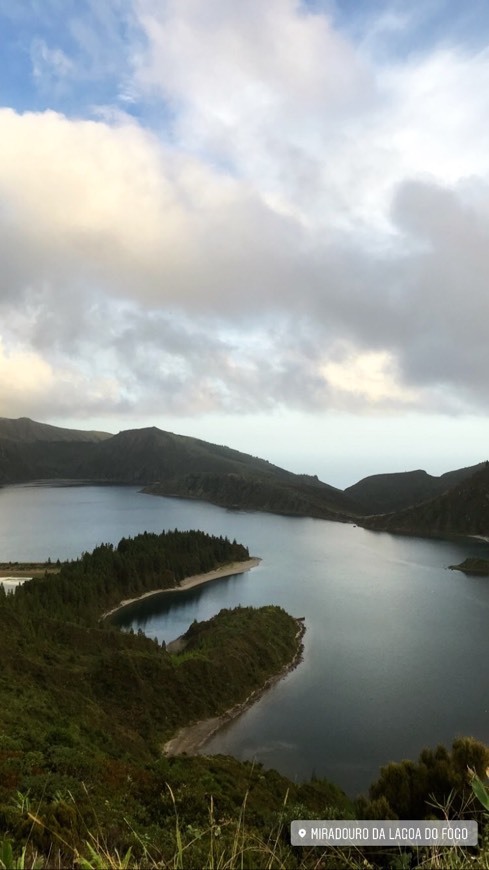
left=163, top=618, right=306, bottom=757
left=0, top=563, right=60, bottom=579
left=101, top=557, right=261, bottom=620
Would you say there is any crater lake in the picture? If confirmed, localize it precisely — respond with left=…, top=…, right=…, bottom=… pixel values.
left=1, top=482, right=488, bottom=795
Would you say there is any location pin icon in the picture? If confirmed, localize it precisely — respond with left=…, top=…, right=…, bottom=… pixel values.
left=298, top=828, right=307, bottom=838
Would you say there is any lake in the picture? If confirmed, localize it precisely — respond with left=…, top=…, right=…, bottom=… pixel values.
left=1, top=482, right=488, bottom=796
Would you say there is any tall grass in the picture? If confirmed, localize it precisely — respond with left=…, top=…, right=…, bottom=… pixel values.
left=1, top=781, right=488, bottom=870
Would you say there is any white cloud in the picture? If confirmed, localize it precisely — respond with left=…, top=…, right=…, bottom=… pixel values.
left=2, top=2, right=489, bottom=423
left=31, top=38, right=74, bottom=87
left=0, top=341, right=53, bottom=401
left=0, top=107, right=307, bottom=316
left=135, top=0, right=376, bottom=229
left=322, top=349, right=419, bottom=405
left=0, top=339, right=122, bottom=420
left=134, top=1, right=489, bottom=232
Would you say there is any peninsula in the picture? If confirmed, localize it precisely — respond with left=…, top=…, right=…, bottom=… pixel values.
left=0, top=529, right=317, bottom=868
left=164, top=615, right=305, bottom=755
left=449, top=557, right=489, bottom=575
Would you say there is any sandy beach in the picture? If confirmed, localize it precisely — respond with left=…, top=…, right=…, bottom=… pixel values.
left=101, top=557, right=261, bottom=619
left=163, top=618, right=306, bottom=757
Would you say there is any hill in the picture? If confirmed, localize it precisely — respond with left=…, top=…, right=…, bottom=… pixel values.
left=2, top=415, right=487, bottom=527
left=0, top=416, right=111, bottom=442
left=0, top=417, right=111, bottom=484
left=362, top=463, right=489, bottom=537
left=0, top=418, right=363, bottom=521
left=345, top=463, right=484, bottom=514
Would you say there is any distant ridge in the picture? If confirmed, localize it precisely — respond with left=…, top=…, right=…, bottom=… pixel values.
left=345, top=463, right=484, bottom=514
left=76, top=426, right=363, bottom=520
left=362, top=463, right=489, bottom=537
left=0, top=418, right=362, bottom=521
left=0, top=417, right=111, bottom=443
left=1, top=416, right=486, bottom=532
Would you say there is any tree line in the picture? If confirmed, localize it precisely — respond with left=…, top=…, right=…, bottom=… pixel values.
left=0, top=529, right=249, bottom=624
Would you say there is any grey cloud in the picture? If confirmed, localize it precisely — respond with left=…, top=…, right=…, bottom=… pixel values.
left=3, top=0, right=489, bottom=424
left=387, top=179, right=489, bottom=401
left=3, top=171, right=489, bottom=419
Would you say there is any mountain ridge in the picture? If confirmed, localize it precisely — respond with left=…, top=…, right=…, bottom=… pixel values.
left=345, top=463, right=485, bottom=513
left=0, top=416, right=111, bottom=443
left=0, top=417, right=362, bottom=521
left=0, top=416, right=486, bottom=531
left=362, top=463, right=489, bottom=538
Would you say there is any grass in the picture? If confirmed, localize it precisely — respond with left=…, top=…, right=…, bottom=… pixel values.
left=1, top=782, right=488, bottom=870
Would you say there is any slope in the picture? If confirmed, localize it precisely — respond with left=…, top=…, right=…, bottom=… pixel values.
left=362, top=463, right=489, bottom=537
left=0, top=418, right=363, bottom=520
left=345, top=463, right=484, bottom=514
left=0, top=416, right=111, bottom=442
left=82, top=427, right=363, bottom=519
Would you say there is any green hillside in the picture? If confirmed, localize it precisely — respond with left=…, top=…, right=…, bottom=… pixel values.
left=0, top=531, right=321, bottom=866
left=362, top=463, right=489, bottom=537
left=345, top=463, right=484, bottom=514
left=0, top=416, right=111, bottom=443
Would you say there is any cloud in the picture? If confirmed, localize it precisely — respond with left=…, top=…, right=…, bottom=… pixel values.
left=134, top=0, right=376, bottom=229
left=0, top=106, right=312, bottom=319
left=389, top=178, right=489, bottom=403
left=1, top=1, right=489, bottom=422
left=322, top=349, right=419, bottom=406
left=31, top=38, right=74, bottom=89
left=0, top=339, right=124, bottom=420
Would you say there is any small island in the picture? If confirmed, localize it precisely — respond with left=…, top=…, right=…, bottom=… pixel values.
left=449, top=557, right=489, bottom=575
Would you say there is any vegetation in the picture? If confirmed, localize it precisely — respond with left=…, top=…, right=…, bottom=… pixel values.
left=0, top=740, right=488, bottom=868
left=0, top=530, right=327, bottom=866
left=5, top=529, right=249, bottom=625
left=364, top=738, right=489, bottom=819
left=345, top=464, right=484, bottom=515
left=4, top=415, right=489, bottom=529
left=145, top=469, right=358, bottom=521
left=0, top=527, right=488, bottom=867
left=0, top=417, right=362, bottom=520
left=0, top=416, right=111, bottom=443
left=362, top=463, right=489, bottom=537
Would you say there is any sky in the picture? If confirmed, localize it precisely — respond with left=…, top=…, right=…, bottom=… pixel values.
left=1, top=0, right=489, bottom=487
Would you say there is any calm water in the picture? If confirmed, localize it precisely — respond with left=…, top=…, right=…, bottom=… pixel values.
left=1, top=482, right=489, bottom=795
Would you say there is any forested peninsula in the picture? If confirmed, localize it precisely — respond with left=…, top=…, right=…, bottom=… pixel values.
left=5, top=529, right=251, bottom=625
left=1, top=530, right=489, bottom=869
left=0, top=531, right=318, bottom=866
